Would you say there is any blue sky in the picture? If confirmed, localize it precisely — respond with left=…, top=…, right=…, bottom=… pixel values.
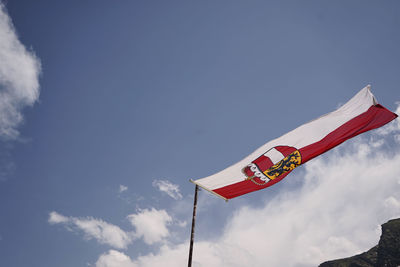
left=1, top=1, right=400, bottom=266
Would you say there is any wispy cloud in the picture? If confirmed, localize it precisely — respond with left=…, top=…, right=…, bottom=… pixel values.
left=119, top=185, right=128, bottom=193
left=48, top=211, right=69, bottom=224
left=49, top=207, right=175, bottom=250
left=127, top=208, right=172, bottom=245
left=0, top=3, right=41, bottom=140
left=152, top=179, right=183, bottom=200
left=48, top=211, right=133, bottom=249
left=95, top=108, right=400, bottom=266
left=96, top=250, right=137, bottom=267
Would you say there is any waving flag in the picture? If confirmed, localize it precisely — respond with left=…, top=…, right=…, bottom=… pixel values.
left=191, top=86, right=398, bottom=200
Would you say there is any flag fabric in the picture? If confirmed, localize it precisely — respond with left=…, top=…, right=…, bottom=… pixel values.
left=191, top=85, right=398, bottom=200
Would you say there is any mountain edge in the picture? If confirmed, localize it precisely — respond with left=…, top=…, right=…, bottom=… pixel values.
left=319, top=218, right=400, bottom=267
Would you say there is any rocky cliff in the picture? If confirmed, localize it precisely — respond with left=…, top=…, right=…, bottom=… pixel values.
left=319, top=218, right=400, bottom=267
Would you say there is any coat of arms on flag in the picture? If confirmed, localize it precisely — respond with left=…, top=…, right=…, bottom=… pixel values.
left=243, top=146, right=301, bottom=185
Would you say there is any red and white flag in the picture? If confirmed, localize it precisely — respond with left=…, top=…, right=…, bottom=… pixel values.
left=192, top=86, right=398, bottom=200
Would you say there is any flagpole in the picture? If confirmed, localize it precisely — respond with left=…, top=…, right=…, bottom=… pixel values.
left=188, top=184, right=198, bottom=267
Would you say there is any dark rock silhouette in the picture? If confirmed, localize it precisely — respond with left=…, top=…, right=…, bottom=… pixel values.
left=319, top=218, right=400, bottom=267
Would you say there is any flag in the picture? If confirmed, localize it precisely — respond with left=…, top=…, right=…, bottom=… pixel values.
left=191, top=85, right=398, bottom=200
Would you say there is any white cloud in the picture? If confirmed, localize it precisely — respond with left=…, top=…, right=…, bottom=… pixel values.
left=176, top=220, right=187, bottom=228
left=72, top=218, right=132, bottom=249
left=48, top=211, right=69, bottom=224
left=152, top=179, right=183, bottom=200
left=127, top=208, right=172, bottom=245
left=395, top=134, right=400, bottom=144
left=50, top=208, right=176, bottom=249
left=96, top=250, right=137, bottom=267
left=48, top=211, right=132, bottom=249
left=0, top=4, right=41, bottom=140
left=96, top=113, right=400, bottom=266
left=119, top=185, right=128, bottom=193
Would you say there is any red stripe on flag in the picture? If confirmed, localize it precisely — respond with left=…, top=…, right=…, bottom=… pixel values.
left=213, top=104, right=397, bottom=199
left=299, top=104, right=398, bottom=163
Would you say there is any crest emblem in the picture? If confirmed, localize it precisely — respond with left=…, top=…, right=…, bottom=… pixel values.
left=242, top=146, right=302, bottom=185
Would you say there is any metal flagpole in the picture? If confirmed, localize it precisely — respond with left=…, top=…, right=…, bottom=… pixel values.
left=188, top=184, right=198, bottom=267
